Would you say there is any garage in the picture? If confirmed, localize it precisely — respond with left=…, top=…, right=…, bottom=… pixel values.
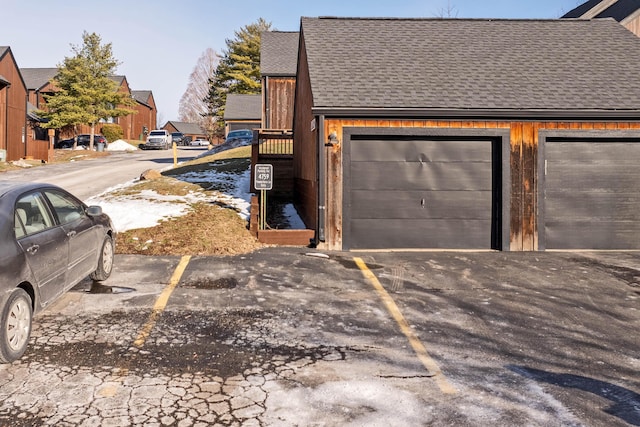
left=540, top=134, right=640, bottom=249
left=342, top=129, right=510, bottom=250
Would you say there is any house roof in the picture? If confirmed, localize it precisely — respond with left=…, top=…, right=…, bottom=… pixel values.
left=19, top=68, right=58, bottom=90
left=223, top=94, right=261, bottom=120
left=260, top=31, right=299, bottom=76
left=164, top=121, right=205, bottom=135
left=563, top=0, right=640, bottom=22
left=0, top=46, right=27, bottom=92
left=131, top=90, right=153, bottom=108
left=300, top=17, right=640, bottom=117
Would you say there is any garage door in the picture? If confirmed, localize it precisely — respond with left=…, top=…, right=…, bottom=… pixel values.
left=543, top=139, right=640, bottom=249
left=344, top=136, right=501, bottom=250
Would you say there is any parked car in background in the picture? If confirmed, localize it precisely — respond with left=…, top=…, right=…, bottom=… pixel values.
left=190, top=139, right=210, bottom=146
left=0, top=181, right=116, bottom=363
left=54, top=134, right=108, bottom=149
left=143, top=130, right=171, bottom=150
left=225, top=129, right=253, bottom=145
left=171, top=132, right=185, bottom=146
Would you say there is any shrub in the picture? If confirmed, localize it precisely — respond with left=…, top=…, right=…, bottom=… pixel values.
left=101, top=124, right=124, bottom=143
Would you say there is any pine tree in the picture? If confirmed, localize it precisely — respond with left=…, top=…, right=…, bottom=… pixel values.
left=39, top=32, right=136, bottom=149
left=206, top=18, right=272, bottom=136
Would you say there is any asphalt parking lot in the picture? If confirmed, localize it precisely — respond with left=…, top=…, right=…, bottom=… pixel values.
left=0, top=248, right=638, bottom=426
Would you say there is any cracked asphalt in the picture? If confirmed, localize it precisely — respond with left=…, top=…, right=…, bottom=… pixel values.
left=0, top=248, right=638, bottom=426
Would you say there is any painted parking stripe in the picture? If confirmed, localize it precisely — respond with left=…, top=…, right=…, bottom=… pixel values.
left=133, top=255, right=191, bottom=348
left=353, top=257, right=457, bottom=395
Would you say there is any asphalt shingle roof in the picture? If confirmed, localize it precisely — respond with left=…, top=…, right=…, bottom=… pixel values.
left=300, top=17, right=640, bottom=114
left=563, top=0, right=640, bottom=21
left=19, top=68, right=58, bottom=90
left=596, top=0, right=640, bottom=21
left=224, top=94, right=261, bottom=120
left=260, top=31, right=299, bottom=76
left=132, top=90, right=152, bottom=107
left=165, top=121, right=205, bottom=135
left=562, top=0, right=610, bottom=18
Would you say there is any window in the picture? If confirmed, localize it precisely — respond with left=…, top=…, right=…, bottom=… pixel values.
left=15, top=192, right=55, bottom=237
left=44, top=190, right=85, bottom=224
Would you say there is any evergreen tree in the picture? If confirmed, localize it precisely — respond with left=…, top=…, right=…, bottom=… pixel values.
left=206, top=18, right=272, bottom=136
left=39, top=32, right=136, bottom=149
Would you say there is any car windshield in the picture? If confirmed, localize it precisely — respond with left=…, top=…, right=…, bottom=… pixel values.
left=228, top=130, right=252, bottom=138
left=150, top=131, right=165, bottom=136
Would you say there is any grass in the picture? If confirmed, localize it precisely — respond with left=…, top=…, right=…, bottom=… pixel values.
left=114, top=145, right=265, bottom=256
left=1, top=142, right=266, bottom=256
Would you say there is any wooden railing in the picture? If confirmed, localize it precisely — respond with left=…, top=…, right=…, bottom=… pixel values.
left=254, top=129, right=293, bottom=155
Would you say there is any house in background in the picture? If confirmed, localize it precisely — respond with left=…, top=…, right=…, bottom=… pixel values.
left=131, top=90, right=157, bottom=140
left=20, top=67, right=58, bottom=151
left=0, top=46, right=28, bottom=162
left=562, top=0, right=640, bottom=35
left=260, top=31, right=299, bottom=130
left=223, top=94, right=261, bottom=136
left=19, top=68, right=157, bottom=144
left=163, top=120, right=207, bottom=143
left=292, top=17, right=640, bottom=252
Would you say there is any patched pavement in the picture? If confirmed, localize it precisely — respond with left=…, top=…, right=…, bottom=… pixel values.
left=0, top=248, right=638, bottom=426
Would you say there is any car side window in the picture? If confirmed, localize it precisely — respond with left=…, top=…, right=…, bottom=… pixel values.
left=15, top=192, right=55, bottom=237
left=43, top=190, right=86, bottom=224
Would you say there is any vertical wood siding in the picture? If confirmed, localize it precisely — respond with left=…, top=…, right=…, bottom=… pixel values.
left=264, top=77, right=295, bottom=129
left=292, top=35, right=318, bottom=230
left=315, top=119, right=640, bottom=251
left=0, top=50, right=27, bottom=161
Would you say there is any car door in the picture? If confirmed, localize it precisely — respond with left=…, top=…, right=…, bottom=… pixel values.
left=43, top=190, right=100, bottom=287
left=15, top=192, right=69, bottom=305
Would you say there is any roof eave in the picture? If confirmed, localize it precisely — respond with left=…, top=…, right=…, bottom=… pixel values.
left=311, top=107, right=640, bottom=121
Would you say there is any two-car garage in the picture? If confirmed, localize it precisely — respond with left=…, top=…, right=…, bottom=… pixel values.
left=339, top=127, right=640, bottom=251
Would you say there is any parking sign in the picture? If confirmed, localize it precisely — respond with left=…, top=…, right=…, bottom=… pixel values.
left=254, top=164, right=273, bottom=191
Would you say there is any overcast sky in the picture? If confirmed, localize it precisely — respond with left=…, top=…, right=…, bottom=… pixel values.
left=1, top=0, right=583, bottom=124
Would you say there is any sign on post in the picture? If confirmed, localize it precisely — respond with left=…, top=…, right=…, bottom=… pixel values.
left=254, top=164, right=273, bottom=191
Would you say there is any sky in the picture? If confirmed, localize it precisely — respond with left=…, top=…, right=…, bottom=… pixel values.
left=1, top=0, right=583, bottom=124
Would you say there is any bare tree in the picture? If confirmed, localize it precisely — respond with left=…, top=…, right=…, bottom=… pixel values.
left=179, top=48, right=220, bottom=136
left=437, top=0, right=458, bottom=18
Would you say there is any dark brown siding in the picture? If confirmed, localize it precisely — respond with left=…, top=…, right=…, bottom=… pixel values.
left=313, top=119, right=640, bottom=251
left=292, top=34, right=317, bottom=230
left=263, top=77, right=295, bottom=129
left=132, top=93, right=156, bottom=141
left=0, top=49, right=27, bottom=161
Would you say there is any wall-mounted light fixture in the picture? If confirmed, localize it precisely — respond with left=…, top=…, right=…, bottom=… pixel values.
left=325, top=131, right=339, bottom=146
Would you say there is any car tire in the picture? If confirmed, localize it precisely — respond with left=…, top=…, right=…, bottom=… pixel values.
left=90, top=235, right=114, bottom=281
left=0, top=288, right=33, bottom=364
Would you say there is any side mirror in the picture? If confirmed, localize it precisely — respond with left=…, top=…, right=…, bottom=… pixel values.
left=86, top=206, right=103, bottom=217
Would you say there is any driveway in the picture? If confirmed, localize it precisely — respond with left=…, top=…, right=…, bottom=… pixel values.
left=0, top=248, right=638, bottom=426
left=0, top=146, right=206, bottom=200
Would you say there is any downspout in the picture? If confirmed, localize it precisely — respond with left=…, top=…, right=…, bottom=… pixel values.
left=2, top=83, right=9, bottom=153
left=317, top=115, right=326, bottom=242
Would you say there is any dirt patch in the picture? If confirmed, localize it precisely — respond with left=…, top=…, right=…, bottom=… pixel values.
left=116, top=202, right=263, bottom=256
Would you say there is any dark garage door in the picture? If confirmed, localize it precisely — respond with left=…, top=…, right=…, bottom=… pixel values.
left=344, top=136, right=501, bottom=250
left=543, top=139, right=640, bottom=249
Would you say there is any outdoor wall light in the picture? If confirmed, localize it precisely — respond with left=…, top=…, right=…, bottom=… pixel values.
left=326, top=131, right=339, bottom=146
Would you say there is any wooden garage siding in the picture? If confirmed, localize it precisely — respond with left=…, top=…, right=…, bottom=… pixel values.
left=263, top=77, right=296, bottom=130
left=322, top=119, right=640, bottom=251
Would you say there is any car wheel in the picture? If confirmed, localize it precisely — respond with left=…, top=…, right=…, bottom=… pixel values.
left=90, top=235, right=114, bottom=281
left=0, top=288, right=33, bottom=363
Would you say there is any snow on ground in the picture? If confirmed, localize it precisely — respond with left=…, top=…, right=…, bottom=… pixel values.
left=106, top=139, right=139, bottom=151
left=86, top=166, right=304, bottom=233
